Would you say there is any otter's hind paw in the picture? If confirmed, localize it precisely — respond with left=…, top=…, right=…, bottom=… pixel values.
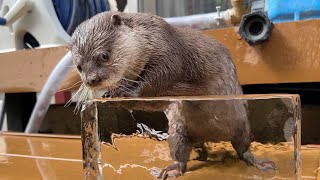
left=255, top=160, right=277, bottom=172
left=152, top=163, right=183, bottom=179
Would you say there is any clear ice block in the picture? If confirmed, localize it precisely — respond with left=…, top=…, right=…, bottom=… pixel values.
left=81, top=94, right=301, bottom=180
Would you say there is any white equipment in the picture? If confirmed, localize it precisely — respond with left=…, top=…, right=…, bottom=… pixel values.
left=0, top=0, right=70, bottom=53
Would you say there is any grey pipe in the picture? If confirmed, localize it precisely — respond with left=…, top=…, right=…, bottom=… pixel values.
left=164, top=11, right=231, bottom=29
left=165, top=12, right=218, bottom=25
left=25, top=51, right=73, bottom=133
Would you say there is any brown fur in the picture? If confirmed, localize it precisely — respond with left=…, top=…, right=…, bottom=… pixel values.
left=70, top=12, right=274, bottom=179
left=69, top=12, right=242, bottom=96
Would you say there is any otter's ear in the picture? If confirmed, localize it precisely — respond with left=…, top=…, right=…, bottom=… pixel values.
left=111, top=14, right=123, bottom=26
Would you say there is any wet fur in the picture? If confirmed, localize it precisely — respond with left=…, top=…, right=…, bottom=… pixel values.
left=69, top=12, right=242, bottom=97
left=69, top=12, right=272, bottom=178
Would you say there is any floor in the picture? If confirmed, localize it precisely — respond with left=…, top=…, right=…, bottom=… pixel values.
left=0, top=133, right=319, bottom=180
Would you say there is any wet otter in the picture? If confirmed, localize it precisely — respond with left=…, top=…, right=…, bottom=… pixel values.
left=69, top=12, right=275, bottom=179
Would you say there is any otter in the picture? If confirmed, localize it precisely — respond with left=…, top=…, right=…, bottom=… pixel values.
left=69, top=12, right=275, bottom=179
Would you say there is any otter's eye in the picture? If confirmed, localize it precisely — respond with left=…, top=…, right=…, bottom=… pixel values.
left=77, top=65, right=82, bottom=72
left=100, top=52, right=109, bottom=62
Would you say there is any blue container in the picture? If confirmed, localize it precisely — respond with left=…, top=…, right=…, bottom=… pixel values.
left=268, top=0, right=320, bottom=23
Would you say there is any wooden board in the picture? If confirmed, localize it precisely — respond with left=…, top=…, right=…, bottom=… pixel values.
left=0, top=19, right=320, bottom=93
left=0, top=47, right=79, bottom=93
left=205, top=19, right=320, bottom=85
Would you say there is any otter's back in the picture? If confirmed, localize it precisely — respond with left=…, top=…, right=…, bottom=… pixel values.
left=173, top=27, right=243, bottom=95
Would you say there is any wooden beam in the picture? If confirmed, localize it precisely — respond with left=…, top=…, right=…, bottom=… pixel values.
left=205, top=19, right=320, bottom=85
left=0, top=47, right=79, bottom=93
left=0, top=19, right=319, bottom=93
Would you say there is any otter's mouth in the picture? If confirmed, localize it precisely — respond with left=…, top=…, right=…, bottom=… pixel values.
left=101, top=78, right=139, bottom=98
left=99, top=67, right=147, bottom=98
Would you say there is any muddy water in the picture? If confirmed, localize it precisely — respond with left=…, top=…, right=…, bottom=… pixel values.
left=101, top=137, right=319, bottom=180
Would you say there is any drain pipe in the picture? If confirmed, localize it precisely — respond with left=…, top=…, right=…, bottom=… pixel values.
left=25, top=51, right=73, bottom=133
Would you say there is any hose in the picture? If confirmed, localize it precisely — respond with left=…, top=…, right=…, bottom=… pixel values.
left=25, top=51, right=73, bottom=133
left=0, top=95, right=5, bottom=130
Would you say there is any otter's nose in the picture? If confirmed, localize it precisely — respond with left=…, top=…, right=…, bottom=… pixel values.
left=87, top=77, right=102, bottom=87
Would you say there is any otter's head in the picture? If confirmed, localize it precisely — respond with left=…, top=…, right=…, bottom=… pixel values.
left=69, top=12, right=146, bottom=91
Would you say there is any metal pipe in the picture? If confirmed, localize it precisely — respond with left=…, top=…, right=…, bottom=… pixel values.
left=163, top=0, right=248, bottom=29
left=164, top=11, right=230, bottom=29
